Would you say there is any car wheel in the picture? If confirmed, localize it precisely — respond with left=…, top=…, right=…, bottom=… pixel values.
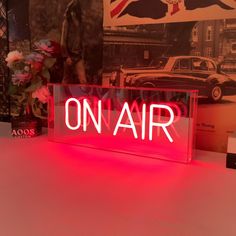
left=209, top=85, right=223, bottom=102
left=139, top=82, right=155, bottom=101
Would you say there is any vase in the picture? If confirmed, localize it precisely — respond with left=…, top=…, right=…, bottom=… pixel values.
left=11, top=116, right=42, bottom=138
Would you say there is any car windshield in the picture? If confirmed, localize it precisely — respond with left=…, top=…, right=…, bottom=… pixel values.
left=191, top=58, right=216, bottom=71
left=149, top=57, right=169, bottom=69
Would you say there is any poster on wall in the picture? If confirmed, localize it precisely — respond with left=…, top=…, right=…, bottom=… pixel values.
left=8, top=0, right=30, bottom=51
left=104, top=0, right=236, bottom=26
left=29, top=0, right=103, bottom=85
left=102, top=1, right=236, bottom=152
left=8, top=0, right=103, bottom=84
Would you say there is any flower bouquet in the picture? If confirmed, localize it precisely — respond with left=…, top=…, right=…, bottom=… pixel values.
left=6, top=39, right=59, bottom=138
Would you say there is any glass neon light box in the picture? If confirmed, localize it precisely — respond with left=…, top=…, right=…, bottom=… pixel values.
left=48, top=84, right=198, bottom=163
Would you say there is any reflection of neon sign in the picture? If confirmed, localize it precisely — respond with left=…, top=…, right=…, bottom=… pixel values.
left=65, top=98, right=176, bottom=143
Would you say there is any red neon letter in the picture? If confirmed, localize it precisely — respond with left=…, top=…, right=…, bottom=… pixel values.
left=83, top=99, right=102, bottom=134
left=149, top=104, right=174, bottom=143
left=65, top=98, right=81, bottom=130
left=113, top=102, right=138, bottom=139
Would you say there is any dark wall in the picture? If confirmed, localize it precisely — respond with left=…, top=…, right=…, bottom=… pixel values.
left=8, top=0, right=30, bottom=42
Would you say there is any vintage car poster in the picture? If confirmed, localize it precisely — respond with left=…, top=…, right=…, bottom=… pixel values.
left=102, top=1, right=236, bottom=152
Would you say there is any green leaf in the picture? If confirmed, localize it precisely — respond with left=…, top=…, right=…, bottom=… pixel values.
left=11, top=93, right=26, bottom=103
left=34, top=106, right=42, bottom=116
left=44, top=58, right=56, bottom=69
left=31, top=75, right=42, bottom=84
left=11, top=60, right=26, bottom=71
left=18, top=93, right=27, bottom=103
left=25, top=80, right=42, bottom=92
left=8, top=84, right=18, bottom=95
left=41, top=69, right=50, bottom=82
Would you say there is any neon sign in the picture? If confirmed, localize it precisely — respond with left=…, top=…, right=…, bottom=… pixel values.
left=48, top=84, right=198, bottom=163
left=65, top=99, right=175, bottom=142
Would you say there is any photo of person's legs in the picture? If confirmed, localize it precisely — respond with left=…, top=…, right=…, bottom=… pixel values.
left=75, top=59, right=87, bottom=84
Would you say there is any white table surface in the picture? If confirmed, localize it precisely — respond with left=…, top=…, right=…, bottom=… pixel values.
left=0, top=122, right=236, bottom=236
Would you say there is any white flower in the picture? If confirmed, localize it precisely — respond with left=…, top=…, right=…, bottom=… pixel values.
left=24, top=66, right=30, bottom=72
left=5, top=50, right=24, bottom=67
left=32, top=86, right=50, bottom=104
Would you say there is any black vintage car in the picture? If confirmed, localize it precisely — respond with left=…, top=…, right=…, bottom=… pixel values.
left=121, top=56, right=236, bottom=102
